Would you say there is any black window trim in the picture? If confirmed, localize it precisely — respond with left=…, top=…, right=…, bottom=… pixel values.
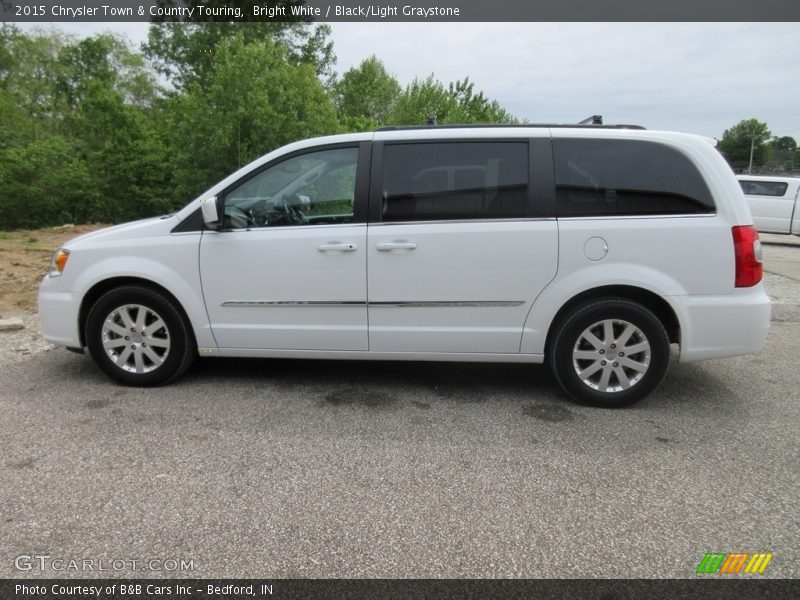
left=170, top=207, right=205, bottom=233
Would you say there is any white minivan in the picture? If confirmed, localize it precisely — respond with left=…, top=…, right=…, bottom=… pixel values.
left=39, top=125, right=771, bottom=407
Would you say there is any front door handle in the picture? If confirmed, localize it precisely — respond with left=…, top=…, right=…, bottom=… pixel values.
left=318, top=242, right=357, bottom=252
left=376, top=240, right=417, bottom=251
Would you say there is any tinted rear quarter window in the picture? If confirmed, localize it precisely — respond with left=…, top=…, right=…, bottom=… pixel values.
left=381, top=142, right=528, bottom=221
left=739, top=180, right=788, bottom=197
left=553, top=139, right=715, bottom=217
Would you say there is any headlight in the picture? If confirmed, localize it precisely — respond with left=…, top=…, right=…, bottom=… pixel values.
left=49, top=248, right=70, bottom=277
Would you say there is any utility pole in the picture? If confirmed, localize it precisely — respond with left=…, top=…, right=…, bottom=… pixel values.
left=748, top=132, right=755, bottom=174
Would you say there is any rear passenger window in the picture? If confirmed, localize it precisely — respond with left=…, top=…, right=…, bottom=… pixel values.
left=553, top=139, right=715, bottom=217
left=739, top=180, right=788, bottom=197
left=381, top=142, right=528, bottom=221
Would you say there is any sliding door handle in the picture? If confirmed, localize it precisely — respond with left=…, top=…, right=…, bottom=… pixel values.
left=318, top=242, right=357, bottom=252
left=376, top=240, right=417, bottom=251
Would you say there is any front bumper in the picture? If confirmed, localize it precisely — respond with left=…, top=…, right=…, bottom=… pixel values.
left=38, top=275, right=82, bottom=349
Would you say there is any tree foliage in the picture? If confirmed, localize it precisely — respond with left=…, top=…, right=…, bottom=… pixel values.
left=144, top=13, right=335, bottom=88
left=0, top=136, right=95, bottom=229
left=719, top=118, right=772, bottom=172
left=764, top=136, right=798, bottom=171
left=166, top=33, right=338, bottom=202
left=389, top=75, right=515, bottom=126
left=0, top=27, right=170, bottom=229
left=0, top=24, right=518, bottom=230
left=718, top=119, right=800, bottom=173
left=335, top=55, right=400, bottom=129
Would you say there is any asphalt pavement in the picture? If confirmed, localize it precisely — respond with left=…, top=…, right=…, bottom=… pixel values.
left=1, top=242, right=798, bottom=579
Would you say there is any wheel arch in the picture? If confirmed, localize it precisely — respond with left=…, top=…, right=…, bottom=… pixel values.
left=79, top=277, right=196, bottom=349
left=544, top=285, right=681, bottom=358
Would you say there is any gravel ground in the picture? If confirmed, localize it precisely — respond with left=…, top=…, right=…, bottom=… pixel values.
left=0, top=314, right=55, bottom=368
left=1, top=240, right=798, bottom=579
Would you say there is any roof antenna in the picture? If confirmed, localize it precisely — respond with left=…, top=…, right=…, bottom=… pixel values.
left=578, top=115, right=603, bottom=125
left=426, top=115, right=438, bottom=126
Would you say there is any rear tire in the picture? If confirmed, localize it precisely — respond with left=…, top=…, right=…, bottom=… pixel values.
left=549, top=298, right=670, bottom=407
left=85, top=286, right=195, bottom=386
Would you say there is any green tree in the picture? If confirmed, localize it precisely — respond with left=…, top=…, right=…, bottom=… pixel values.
left=0, top=25, right=67, bottom=138
left=56, top=33, right=159, bottom=108
left=54, top=34, right=170, bottom=223
left=0, top=136, right=95, bottom=229
left=0, top=28, right=169, bottom=228
left=390, top=75, right=458, bottom=125
left=448, top=78, right=515, bottom=124
left=65, top=79, right=172, bottom=222
left=0, top=23, right=525, bottom=230
left=719, top=119, right=772, bottom=173
left=389, top=75, right=515, bottom=126
left=144, top=4, right=335, bottom=89
left=0, top=27, right=88, bottom=228
left=335, top=56, right=400, bottom=129
left=764, top=136, right=798, bottom=172
left=165, top=33, right=338, bottom=204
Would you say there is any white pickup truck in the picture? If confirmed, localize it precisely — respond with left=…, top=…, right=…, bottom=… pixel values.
left=737, top=175, right=800, bottom=236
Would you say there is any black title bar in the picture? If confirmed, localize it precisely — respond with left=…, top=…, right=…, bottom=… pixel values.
left=1, top=0, right=799, bottom=22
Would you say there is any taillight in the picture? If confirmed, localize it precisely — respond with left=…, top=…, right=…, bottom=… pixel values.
left=732, top=225, right=763, bottom=287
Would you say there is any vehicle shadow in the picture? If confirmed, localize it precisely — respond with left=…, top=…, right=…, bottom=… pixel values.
left=185, top=356, right=555, bottom=404
left=179, top=354, right=738, bottom=415
left=34, top=348, right=740, bottom=419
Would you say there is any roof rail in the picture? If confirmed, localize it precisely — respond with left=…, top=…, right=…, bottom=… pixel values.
left=578, top=115, right=604, bottom=125
left=375, top=123, right=646, bottom=132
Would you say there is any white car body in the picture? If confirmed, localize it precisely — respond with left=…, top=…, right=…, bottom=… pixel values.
left=39, top=126, right=771, bottom=406
left=736, top=174, right=800, bottom=236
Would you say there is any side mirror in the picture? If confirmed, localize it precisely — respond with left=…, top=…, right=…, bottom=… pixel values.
left=200, top=196, right=220, bottom=229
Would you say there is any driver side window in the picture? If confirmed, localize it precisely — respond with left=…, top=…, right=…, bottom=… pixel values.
left=223, top=147, right=358, bottom=228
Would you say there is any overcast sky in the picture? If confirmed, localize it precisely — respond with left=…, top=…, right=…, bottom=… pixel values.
left=17, top=21, right=800, bottom=140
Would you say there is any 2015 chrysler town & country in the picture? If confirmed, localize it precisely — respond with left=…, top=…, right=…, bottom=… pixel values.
left=38, top=125, right=771, bottom=406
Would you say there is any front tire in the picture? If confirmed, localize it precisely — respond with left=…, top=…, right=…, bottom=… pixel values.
left=549, top=298, right=670, bottom=407
left=85, top=286, right=195, bottom=386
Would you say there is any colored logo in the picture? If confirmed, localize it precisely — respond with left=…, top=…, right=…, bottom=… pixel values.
left=696, top=552, right=773, bottom=574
